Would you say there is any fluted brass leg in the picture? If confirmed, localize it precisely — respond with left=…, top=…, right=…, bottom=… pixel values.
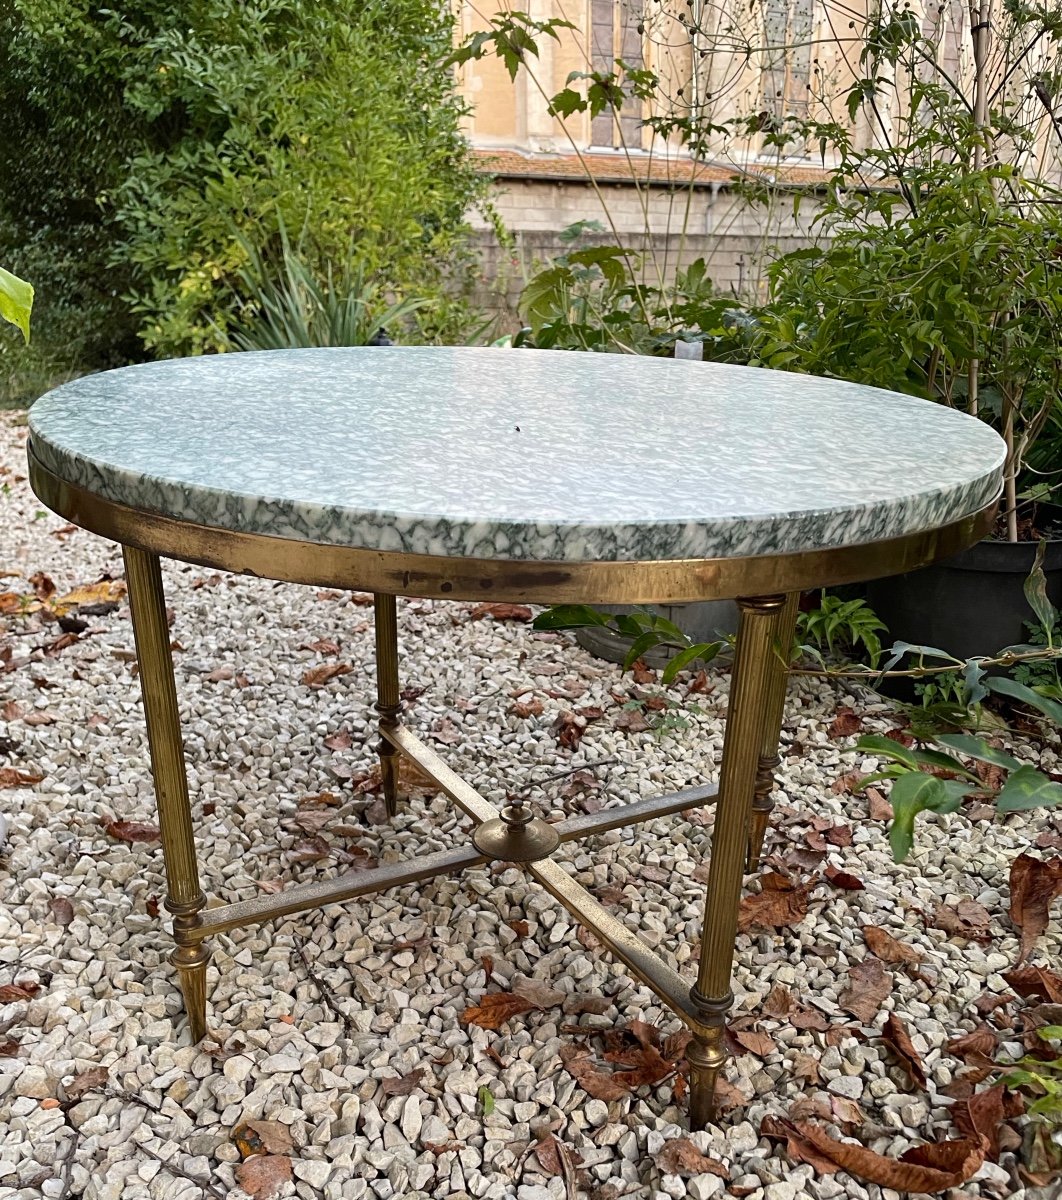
left=123, top=546, right=208, bottom=1043
left=746, top=590, right=801, bottom=872
left=689, top=595, right=786, bottom=1127
left=373, top=593, right=401, bottom=819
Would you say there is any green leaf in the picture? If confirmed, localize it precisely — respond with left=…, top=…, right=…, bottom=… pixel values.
left=911, top=747, right=979, bottom=780
left=934, top=733, right=1023, bottom=772
left=986, top=676, right=1062, bottom=725
left=856, top=733, right=919, bottom=768
left=477, top=1085, right=495, bottom=1116
left=548, top=87, right=586, bottom=117
left=0, top=267, right=33, bottom=343
left=661, top=641, right=721, bottom=685
left=887, top=771, right=951, bottom=862
left=623, top=630, right=663, bottom=671
left=1024, top=541, right=1058, bottom=644
left=996, top=764, right=1062, bottom=812
left=531, top=605, right=612, bottom=631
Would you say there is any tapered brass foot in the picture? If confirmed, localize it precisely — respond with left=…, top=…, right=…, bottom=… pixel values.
left=687, top=1032, right=727, bottom=1130
left=172, top=940, right=209, bottom=1043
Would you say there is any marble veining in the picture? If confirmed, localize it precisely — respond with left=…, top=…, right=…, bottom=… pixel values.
left=28, top=347, right=1005, bottom=563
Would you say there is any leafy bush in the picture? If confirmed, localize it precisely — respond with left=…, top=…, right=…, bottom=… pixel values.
left=0, top=0, right=485, bottom=379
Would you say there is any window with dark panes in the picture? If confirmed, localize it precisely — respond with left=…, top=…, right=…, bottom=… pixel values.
left=590, top=0, right=645, bottom=148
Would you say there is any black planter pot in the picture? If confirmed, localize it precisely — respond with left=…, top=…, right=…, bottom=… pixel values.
left=867, top=513, right=1062, bottom=668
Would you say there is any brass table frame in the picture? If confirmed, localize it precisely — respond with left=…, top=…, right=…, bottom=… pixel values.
left=28, top=449, right=998, bottom=1128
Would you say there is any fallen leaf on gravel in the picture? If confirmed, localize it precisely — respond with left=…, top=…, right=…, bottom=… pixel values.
left=830, top=1095, right=867, bottom=1128
left=49, top=897, right=74, bottom=926
left=512, top=979, right=565, bottom=1009
left=612, top=707, right=649, bottom=733
left=952, top=1084, right=1007, bottom=1160
left=631, top=658, right=654, bottom=683
left=300, top=662, right=353, bottom=688
left=0, top=1038, right=18, bottom=1056
left=56, top=579, right=126, bottom=610
left=0, top=981, right=39, bottom=1002
left=563, top=994, right=612, bottom=1016
left=461, top=992, right=536, bottom=1030
left=534, top=1134, right=584, bottom=1177
left=1, top=700, right=21, bottom=721
left=864, top=926, right=924, bottom=970
left=1003, top=965, right=1062, bottom=1003
left=867, top=787, right=893, bottom=819
left=323, top=729, right=352, bottom=751
left=355, top=757, right=438, bottom=797
left=730, top=1028, right=775, bottom=1057
left=469, top=602, right=533, bottom=622
left=232, top=1120, right=294, bottom=1157
left=946, top=1025, right=999, bottom=1062
left=1009, top=853, right=1062, bottom=964
left=558, top=1044, right=631, bottom=1100
left=930, top=899, right=993, bottom=941
left=686, top=669, right=712, bottom=694
left=303, top=638, right=339, bottom=655
left=832, top=771, right=864, bottom=794
left=510, top=697, right=544, bottom=718
left=790, top=1007, right=830, bottom=1032
left=379, top=1068, right=427, bottom=1098
left=0, top=767, right=43, bottom=789
left=828, top=707, right=862, bottom=738
left=234, top=1155, right=292, bottom=1200
left=287, top=836, right=330, bottom=863
left=508, top=919, right=530, bottom=938
left=792, top=1053, right=822, bottom=1083
left=840, top=958, right=893, bottom=1025
left=761, top=1117, right=984, bottom=1190
left=554, top=711, right=590, bottom=749
left=655, top=1138, right=728, bottom=1178
left=29, top=572, right=55, bottom=602
left=65, top=1066, right=108, bottom=1098
left=761, top=984, right=795, bottom=1018
left=738, top=873, right=819, bottom=932
left=23, top=710, right=59, bottom=726
left=825, top=864, right=864, bottom=890
left=882, top=1014, right=927, bottom=1088
left=423, top=1140, right=463, bottom=1155
left=103, top=819, right=160, bottom=844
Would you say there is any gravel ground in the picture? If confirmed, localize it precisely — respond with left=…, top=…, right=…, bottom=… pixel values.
left=1, top=409, right=1060, bottom=1200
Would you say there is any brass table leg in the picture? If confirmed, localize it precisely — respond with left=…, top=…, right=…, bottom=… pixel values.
left=373, top=593, right=402, bottom=818
left=746, top=590, right=801, bottom=872
left=124, top=546, right=209, bottom=1043
left=688, top=595, right=786, bottom=1128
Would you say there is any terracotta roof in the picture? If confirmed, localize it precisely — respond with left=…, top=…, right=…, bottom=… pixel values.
left=471, top=147, right=835, bottom=189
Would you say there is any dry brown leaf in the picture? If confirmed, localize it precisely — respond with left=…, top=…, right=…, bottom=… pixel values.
left=49, top=897, right=74, bottom=927
left=103, top=819, right=160, bottom=844
left=738, top=873, right=819, bottom=932
left=510, top=697, right=544, bottom=719
left=828, top=707, right=862, bottom=738
left=1, top=700, right=22, bottom=721
left=0, top=1038, right=19, bottom=1057
left=0, top=767, right=44, bottom=789
left=1005, top=965, right=1062, bottom=1005
left=825, top=864, right=864, bottom=891
left=792, top=1053, right=822, bottom=1083
left=761, top=984, right=795, bottom=1018
left=952, top=1084, right=1006, bottom=1161
left=469, top=602, right=533, bottom=622
left=830, top=1095, right=867, bottom=1128
left=460, top=992, right=536, bottom=1030
left=864, top=925, right=924, bottom=970
left=562, top=994, right=612, bottom=1016
left=612, top=707, right=650, bottom=734
left=1008, top=853, right=1062, bottom=964
left=65, top=1066, right=108, bottom=1099
left=287, top=836, right=330, bottom=863
left=511, top=979, right=565, bottom=1009
left=534, top=1134, right=584, bottom=1177
left=379, top=1068, right=427, bottom=1098
left=761, top=1117, right=984, bottom=1191
left=730, top=1028, right=776, bottom=1057
left=323, top=729, right=352, bottom=751
left=867, top=787, right=893, bottom=820
left=355, top=756, right=438, bottom=797
left=931, top=899, right=993, bottom=942
left=509, top=919, right=530, bottom=938
left=304, top=638, right=340, bottom=655
left=946, top=1025, right=999, bottom=1062
left=553, top=711, right=590, bottom=749
left=558, top=1044, right=632, bottom=1101
left=301, top=662, right=353, bottom=688
left=23, top=710, right=58, bottom=726
left=840, top=958, right=893, bottom=1025
left=234, top=1155, right=292, bottom=1200
left=655, top=1138, right=729, bottom=1178
left=789, top=1007, right=830, bottom=1032
left=232, top=1120, right=293, bottom=1157
left=882, top=1013, right=927, bottom=1088
left=55, top=579, right=126, bottom=610
left=631, top=658, right=655, bottom=683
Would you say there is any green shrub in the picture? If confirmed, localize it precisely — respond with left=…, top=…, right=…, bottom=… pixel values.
left=0, top=0, right=485, bottom=382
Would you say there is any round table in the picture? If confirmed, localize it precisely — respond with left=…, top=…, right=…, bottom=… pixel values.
left=27, top=347, right=1005, bottom=1128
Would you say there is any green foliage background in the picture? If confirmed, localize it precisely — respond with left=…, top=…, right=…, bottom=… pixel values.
left=0, top=0, right=484, bottom=401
